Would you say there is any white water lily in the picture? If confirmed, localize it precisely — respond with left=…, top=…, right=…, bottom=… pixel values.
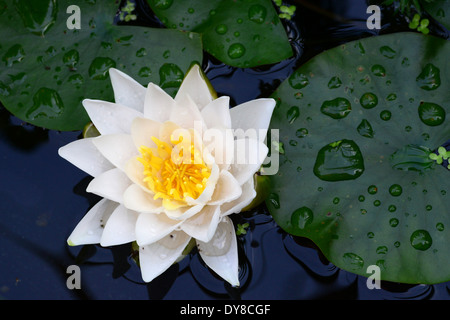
left=59, top=64, right=275, bottom=286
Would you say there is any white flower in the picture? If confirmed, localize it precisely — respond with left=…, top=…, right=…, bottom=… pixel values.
left=59, top=64, right=275, bottom=286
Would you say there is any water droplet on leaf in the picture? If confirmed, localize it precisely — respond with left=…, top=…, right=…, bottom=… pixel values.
left=357, top=119, right=374, bottom=138
left=159, top=63, right=183, bottom=88
left=418, top=102, right=445, bottom=126
left=26, top=87, right=64, bottom=120
left=290, top=206, right=313, bottom=230
left=228, top=43, right=245, bottom=59
left=313, top=140, right=365, bottom=181
left=15, top=0, right=57, bottom=36
left=410, top=229, right=432, bottom=251
left=416, top=63, right=441, bottom=91
left=248, top=4, right=267, bottom=24
left=320, top=97, right=352, bottom=119
left=286, top=106, right=300, bottom=124
left=88, top=57, right=116, bottom=80
left=342, top=252, right=364, bottom=270
left=2, top=44, right=25, bottom=67
left=380, top=46, right=396, bottom=58
left=360, top=92, right=378, bottom=109
left=327, top=76, right=342, bottom=89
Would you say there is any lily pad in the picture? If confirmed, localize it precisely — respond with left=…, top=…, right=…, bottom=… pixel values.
left=267, top=32, right=449, bottom=284
left=0, top=0, right=202, bottom=131
left=147, top=0, right=293, bottom=67
left=423, top=0, right=450, bottom=30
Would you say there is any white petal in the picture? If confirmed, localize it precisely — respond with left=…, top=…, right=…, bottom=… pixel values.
left=208, top=170, right=242, bottom=205
left=135, top=212, right=183, bottom=246
left=123, top=184, right=162, bottom=213
left=228, top=138, right=268, bottom=185
left=124, top=157, right=151, bottom=192
left=67, top=199, right=118, bottom=246
left=58, top=138, right=114, bottom=177
left=175, top=64, right=213, bottom=110
left=144, top=83, right=175, bottom=122
left=164, top=204, right=204, bottom=221
left=230, top=98, right=276, bottom=142
left=203, top=128, right=235, bottom=171
left=130, top=117, right=161, bottom=150
left=92, top=134, right=138, bottom=172
left=83, top=99, right=143, bottom=135
left=100, top=204, right=139, bottom=247
left=220, top=177, right=256, bottom=216
left=200, top=96, right=231, bottom=129
left=139, top=231, right=191, bottom=282
left=181, top=205, right=221, bottom=243
left=169, top=94, right=205, bottom=130
left=109, top=68, right=146, bottom=112
left=197, top=217, right=239, bottom=287
left=86, top=168, right=132, bottom=203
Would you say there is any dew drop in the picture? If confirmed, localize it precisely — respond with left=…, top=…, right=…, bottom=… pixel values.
left=67, top=73, right=84, bottom=85
left=327, top=76, right=342, bottom=89
left=380, top=110, right=392, bottom=121
left=290, top=206, right=314, bottom=230
left=267, top=193, right=280, bottom=209
left=152, top=0, right=173, bottom=9
left=313, top=139, right=364, bottom=181
left=389, top=184, right=402, bottom=197
left=215, top=24, right=228, bottom=35
left=138, top=66, right=152, bottom=78
left=288, top=70, right=309, bottom=89
left=360, top=92, right=378, bottom=109
left=26, top=87, right=64, bottom=120
left=357, top=119, right=374, bottom=138
left=199, top=219, right=232, bottom=256
left=228, top=43, right=246, bottom=59
left=320, top=97, right=352, bottom=119
left=88, top=57, right=116, bottom=80
left=286, top=106, right=300, bottom=124
left=248, top=4, right=267, bottom=24
left=367, top=185, right=378, bottom=195
left=376, top=246, right=388, bottom=254
left=410, top=229, right=432, bottom=251
left=2, top=44, right=25, bottom=67
left=295, top=128, right=308, bottom=138
left=386, top=93, right=397, bottom=101
left=380, top=46, right=396, bottom=58
left=158, top=63, right=184, bottom=88
left=62, top=49, right=79, bottom=69
left=15, top=0, right=57, bottom=36
left=371, top=64, right=386, bottom=77
left=342, top=252, right=364, bottom=270
left=416, top=63, right=441, bottom=91
left=136, top=48, right=147, bottom=57
left=418, top=102, right=445, bottom=126
left=389, top=218, right=399, bottom=227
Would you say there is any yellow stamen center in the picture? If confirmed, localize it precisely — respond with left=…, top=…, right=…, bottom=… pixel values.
left=137, top=134, right=211, bottom=204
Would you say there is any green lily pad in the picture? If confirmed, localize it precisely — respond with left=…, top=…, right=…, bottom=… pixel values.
left=423, top=0, right=450, bottom=30
left=267, top=32, right=449, bottom=284
left=147, top=0, right=293, bottom=67
left=0, top=0, right=202, bottom=131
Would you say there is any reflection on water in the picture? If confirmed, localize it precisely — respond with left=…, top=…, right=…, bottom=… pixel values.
left=0, top=0, right=449, bottom=299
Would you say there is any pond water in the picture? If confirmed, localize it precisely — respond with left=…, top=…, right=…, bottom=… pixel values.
left=0, top=0, right=449, bottom=300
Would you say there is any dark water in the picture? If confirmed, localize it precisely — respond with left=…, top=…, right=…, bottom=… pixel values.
left=1, top=0, right=449, bottom=300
